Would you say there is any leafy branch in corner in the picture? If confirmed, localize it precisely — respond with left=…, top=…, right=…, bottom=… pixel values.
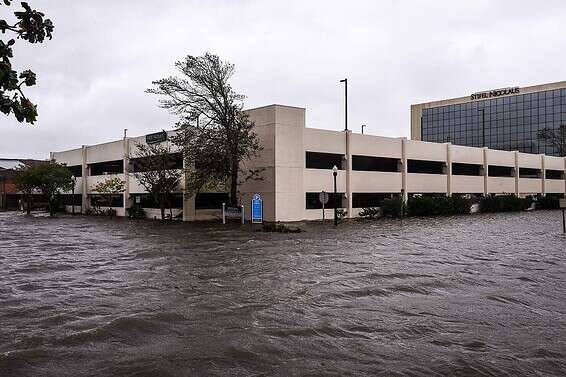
left=0, top=1, right=54, bottom=124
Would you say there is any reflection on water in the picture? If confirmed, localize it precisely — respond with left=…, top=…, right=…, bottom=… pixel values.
left=0, top=211, right=565, bottom=376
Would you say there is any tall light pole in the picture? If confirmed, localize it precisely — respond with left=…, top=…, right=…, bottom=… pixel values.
left=340, top=79, right=348, bottom=131
left=332, top=165, right=338, bottom=226
left=71, top=175, right=76, bottom=215
left=478, top=108, right=485, bottom=147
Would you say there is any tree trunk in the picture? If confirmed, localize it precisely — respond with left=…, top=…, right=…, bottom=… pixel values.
left=49, top=193, right=55, bottom=217
left=230, top=160, right=238, bottom=206
left=26, top=193, right=31, bottom=215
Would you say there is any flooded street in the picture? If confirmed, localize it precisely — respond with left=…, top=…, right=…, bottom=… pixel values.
left=1, top=211, right=565, bottom=376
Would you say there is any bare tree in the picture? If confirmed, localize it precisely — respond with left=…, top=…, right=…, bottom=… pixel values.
left=537, top=124, right=566, bottom=156
left=146, top=53, right=262, bottom=206
left=132, top=142, right=181, bottom=221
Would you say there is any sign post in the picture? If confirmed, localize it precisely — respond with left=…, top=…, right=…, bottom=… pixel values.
left=319, top=191, right=329, bottom=222
left=251, top=193, right=263, bottom=224
left=560, top=199, right=566, bottom=234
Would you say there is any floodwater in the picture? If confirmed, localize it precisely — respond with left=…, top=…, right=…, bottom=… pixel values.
left=0, top=211, right=565, bottom=377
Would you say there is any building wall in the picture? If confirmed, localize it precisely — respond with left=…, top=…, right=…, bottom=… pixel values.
left=52, top=104, right=566, bottom=222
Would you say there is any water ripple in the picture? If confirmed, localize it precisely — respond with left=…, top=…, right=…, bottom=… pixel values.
left=0, top=210, right=565, bottom=376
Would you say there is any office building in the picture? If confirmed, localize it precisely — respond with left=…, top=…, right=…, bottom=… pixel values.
left=411, top=81, right=566, bottom=156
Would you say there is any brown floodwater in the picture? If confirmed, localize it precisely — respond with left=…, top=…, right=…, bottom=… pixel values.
left=0, top=210, right=565, bottom=376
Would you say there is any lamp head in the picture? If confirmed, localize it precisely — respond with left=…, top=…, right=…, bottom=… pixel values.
left=332, top=165, right=338, bottom=174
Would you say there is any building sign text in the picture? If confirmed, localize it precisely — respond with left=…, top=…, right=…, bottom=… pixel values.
left=145, top=131, right=167, bottom=144
left=470, top=87, right=520, bottom=101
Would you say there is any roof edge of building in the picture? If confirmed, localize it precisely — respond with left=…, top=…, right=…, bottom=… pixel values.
left=412, top=80, right=566, bottom=108
left=245, top=104, right=306, bottom=112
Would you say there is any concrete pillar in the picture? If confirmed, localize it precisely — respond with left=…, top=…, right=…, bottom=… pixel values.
left=82, top=145, right=89, bottom=210
left=345, top=130, right=352, bottom=218
left=401, top=137, right=408, bottom=202
left=483, top=147, right=488, bottom=195
left=446, top=143, right=452, bottom=196
left=123, top=138, right=131, bottom=212
left=514, top=151, right=519, bottom=196
left=541, top=154, right=546, bottom=196
left=183, top=194, right=196, bottom=222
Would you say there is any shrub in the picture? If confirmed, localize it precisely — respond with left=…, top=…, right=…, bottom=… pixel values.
left=536, top=195, right=560, bottom=210
left=336, top=208, right=348, bottom=224
left=451, top=195, right=473, bottom=215
left=479, top=194, right=530, bottom=213
left=381, top=197, right=405, bottom=218
left=359, top=207, right=381, bottom=220
left=50, top=196, right=66, bottom=213
left=103, top=209, right=117, bottom=217
left=407, top=195, right=471, bottom=217
left=127, top=205, right=146, bottom=219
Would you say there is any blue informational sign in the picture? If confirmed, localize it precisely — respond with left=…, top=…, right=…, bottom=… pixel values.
left=251, top=193, right=263, bottom=224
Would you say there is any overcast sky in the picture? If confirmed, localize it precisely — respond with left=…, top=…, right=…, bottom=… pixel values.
left=3, top=0, right=566, bottom=159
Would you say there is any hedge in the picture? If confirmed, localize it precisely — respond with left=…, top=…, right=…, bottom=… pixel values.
left=407, top=195, right=471, bottom=217
left=479, top=194, right=531, bottom=213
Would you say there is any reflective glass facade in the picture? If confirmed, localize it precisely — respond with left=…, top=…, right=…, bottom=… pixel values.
left=421, top=88, right=566, bottom=156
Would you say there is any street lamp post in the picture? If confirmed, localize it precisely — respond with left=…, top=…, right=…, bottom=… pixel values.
left=478, top=108, right=485, bottom=147
left=71, top=175, right=76, bottom=215
left=339, top=79, right=348, bottom=131
left=332, top=165, right=338, bottom=226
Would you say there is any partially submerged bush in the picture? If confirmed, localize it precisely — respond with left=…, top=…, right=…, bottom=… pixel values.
left=536, top=195, right=561, bottom=210
left=451, top=195, right=474, bottom=215
left=127, top=205, right=146, bottom=219
left=359, top=207, right=381, bottom=220
left=381, top=197, right=405, bottom=218
left=83, top=207, right=117, bottom=217
left=103, top=209, right=117, bottom=217
left=407, top=195, right=471, bottom=217
left=479, top=194, right=531, bottom=213
left=336, top=208, right=348, bottom=224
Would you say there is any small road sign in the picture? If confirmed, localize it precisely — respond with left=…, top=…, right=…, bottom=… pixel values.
left=319, top=191, right=329, bottom=222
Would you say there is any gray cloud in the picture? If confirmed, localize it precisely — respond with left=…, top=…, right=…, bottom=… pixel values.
left=2, top=0, right=566, bottom=159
